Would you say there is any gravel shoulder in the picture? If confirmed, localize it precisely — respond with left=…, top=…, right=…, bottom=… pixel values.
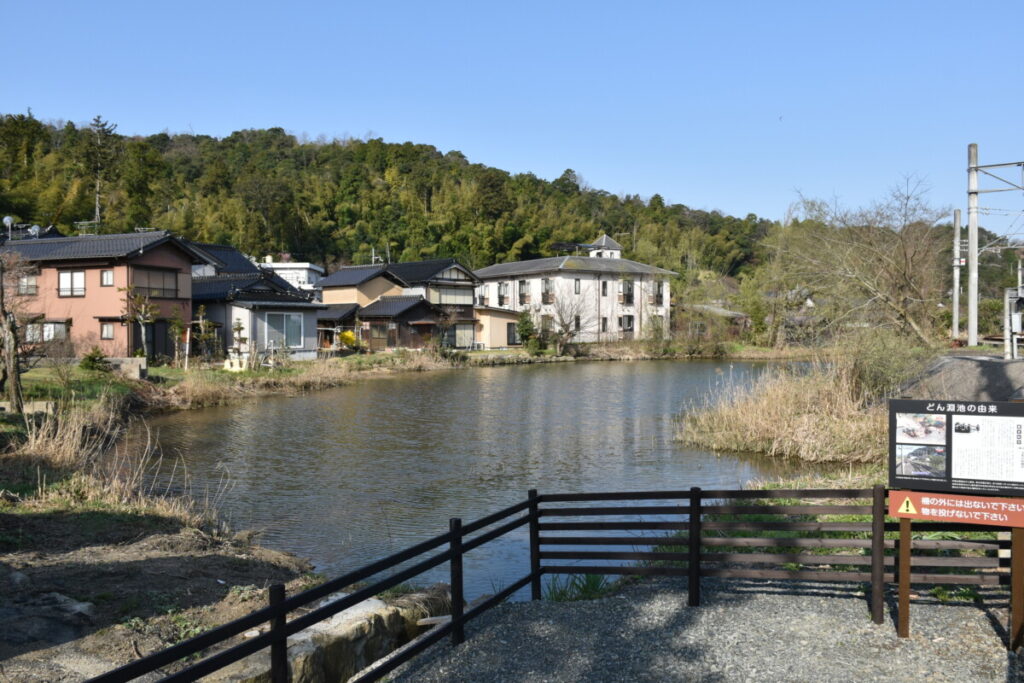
left=391, top=578, right=1022, bottom=682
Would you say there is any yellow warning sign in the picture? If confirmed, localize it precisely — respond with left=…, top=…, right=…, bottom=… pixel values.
left=898, top=497, right=917, bottom=515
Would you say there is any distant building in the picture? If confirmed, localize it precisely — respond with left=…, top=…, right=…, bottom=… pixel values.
left=258, top=256, right=325, bottom=292
left=473, top=234, right=675, bottom=344
left=318, top=258, right=481, bottom=349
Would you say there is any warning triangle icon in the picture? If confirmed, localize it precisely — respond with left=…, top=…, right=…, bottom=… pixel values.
left=898, top=497, right=917, bottom=515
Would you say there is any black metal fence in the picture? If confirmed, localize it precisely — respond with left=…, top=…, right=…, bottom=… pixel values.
left=90, top=486, right=1009, bottom=682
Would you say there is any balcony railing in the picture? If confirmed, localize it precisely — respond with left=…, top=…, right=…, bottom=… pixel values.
left=519, top=294, right=530, bottom=305
left=18, top=285, right=38, bottom=296
left=58, top=287, right=85, bottom=297
left=541, top=292, right=554, bottom=305
left=619, top=294, right=634, bottom=306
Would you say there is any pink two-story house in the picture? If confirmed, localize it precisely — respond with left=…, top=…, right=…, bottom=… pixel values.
left=1, top=231, right=217, bottom=357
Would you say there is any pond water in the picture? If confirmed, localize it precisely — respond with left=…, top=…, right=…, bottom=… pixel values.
left=141, top=360, right=806, bottom=597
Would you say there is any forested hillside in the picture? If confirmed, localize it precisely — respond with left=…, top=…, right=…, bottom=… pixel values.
left=0, top=112, right=773, bottom=275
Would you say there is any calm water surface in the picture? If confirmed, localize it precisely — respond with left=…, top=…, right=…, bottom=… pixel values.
left=145, top=360, right=801, bottom=596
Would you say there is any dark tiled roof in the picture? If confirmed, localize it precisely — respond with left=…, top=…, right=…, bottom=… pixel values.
left=318, top=264, right=396, bottom=288
left=359, top=296, right=433, bottom=318
left=317, top=303, right=359, bottom=321
left=385, top=258, right=480, bottom=285
left=192, top=270, right=320, bottom=309
left=192, top=273, right=264, bottom=301
left=474, top=256, right=677, bottom=279
left=1, top=230, right=213, bottom=264
left=190, top=243, right=259, bottom=274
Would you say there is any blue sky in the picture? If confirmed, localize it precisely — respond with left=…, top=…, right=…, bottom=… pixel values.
left=5, top=1, right=1023, bottom=233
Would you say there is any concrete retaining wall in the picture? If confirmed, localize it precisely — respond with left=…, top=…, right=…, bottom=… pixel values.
left=207, top=585, right=451, bottom=682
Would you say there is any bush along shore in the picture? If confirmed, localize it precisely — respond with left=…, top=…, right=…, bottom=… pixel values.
left=678, top=329, right=937, bottom=469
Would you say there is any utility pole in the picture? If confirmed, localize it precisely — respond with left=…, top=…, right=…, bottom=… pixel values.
left=968, top=144, right=979, bottom=347
left=952, top=208, right=962, bottom=340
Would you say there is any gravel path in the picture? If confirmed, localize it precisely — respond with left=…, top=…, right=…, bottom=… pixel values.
left=390, top=578, right=1023, bottom=682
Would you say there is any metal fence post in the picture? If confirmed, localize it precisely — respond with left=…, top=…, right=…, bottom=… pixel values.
left=871, top=485, right=885, bottom=625
left=449, top=518, right=464, bottom=646
left=688, top=486, right=702, bottom=607
left=528, top=489, right=542, bottom=600
left=269, top=583, right=289, bottom=683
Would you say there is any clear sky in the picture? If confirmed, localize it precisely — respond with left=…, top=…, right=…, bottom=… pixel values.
left=5, top=1, right=1023, bottom=233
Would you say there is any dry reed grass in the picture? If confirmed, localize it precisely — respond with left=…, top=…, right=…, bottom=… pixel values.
left=679, top=361, right=887, bottom=463
left=165, top=353, right=460, bottom=409
left=5, top=393, right=215, bottom=528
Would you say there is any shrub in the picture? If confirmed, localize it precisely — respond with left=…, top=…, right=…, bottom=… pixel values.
left=80, top=347, right=113, bottom=373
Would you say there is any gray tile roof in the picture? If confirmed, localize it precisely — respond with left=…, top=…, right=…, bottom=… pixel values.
left=190, top=243, right=259, bottom=274
left=317, top=303, right=359, bottom=321
left=359, top=296, right=433, bottom=318
left=192, top=269, right=321, bottom=309
left=318, top=264, right=398, bottom=288
left=474, top=255, right=677, bottom=279
left=590, top=234, right=623, bottom=250
left=1, top=230, right=213, bottom=264
left=386, top=258, right=477, bottom=286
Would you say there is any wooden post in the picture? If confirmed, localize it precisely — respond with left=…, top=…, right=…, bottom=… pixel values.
left=871, top=485, right=885, bottom=625
left=269, top=583, right=289, bottom=683
left=1012, top=528, right=1024, bottom=650
left=528, top=489, right=542, bottom=600
left=688, top=487, right=702, bottom=607
left=897, top=517, right=911, bottom=638
left=448, top=518, right=464, bottom=646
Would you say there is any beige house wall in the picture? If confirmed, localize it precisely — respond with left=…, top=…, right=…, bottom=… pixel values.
left=476, top=309, right=520, bottom=349
left=321, top=276, right=402, bottom=306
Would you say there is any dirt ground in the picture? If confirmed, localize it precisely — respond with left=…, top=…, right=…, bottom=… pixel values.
left=0, top=509, right=314, bottom=681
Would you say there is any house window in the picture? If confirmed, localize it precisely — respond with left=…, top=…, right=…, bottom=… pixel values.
left=440, top=323, right=475, bottom=348
left=620, top=279, right=634, bottom=306
left=574, top=315, right=581, bottom=332
left=17, top=275, right=37, bottom=296
left=601, top=317, right=608, bottom=333
left=430, top=286, right=474, bottom=306
left=574, top=278, right=580, bottom=295
left=100, top=322, right=114, bottom=340
left=370, top=323, right=388, bottom=339
left=541, top=278, right=554, bottom=304
left=101, top=270, right=114, bottom=287
left=518, top=280, right=529, bottom=305
left=58, top=271, right=85, bottom=297
left=265, top=312, right=303, bottom=348
left=618, top=315, right=635, bottom=331
left=541, top=314, right=553, bottom=335
left=497, top=282, right=509, bottom=307
left=601, top=280, right=607, bottom=297
left=132, top=268, right=178, bottom=298
left=26, top=321, right=68, bottom=342
left=506, top=322, right=520, bottom=345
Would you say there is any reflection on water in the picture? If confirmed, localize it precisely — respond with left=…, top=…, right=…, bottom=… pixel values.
left=141, top=360, right=803, bottom=596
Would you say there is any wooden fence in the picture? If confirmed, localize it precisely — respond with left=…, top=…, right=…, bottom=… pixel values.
left=90, top=486, right=1009, bottom=682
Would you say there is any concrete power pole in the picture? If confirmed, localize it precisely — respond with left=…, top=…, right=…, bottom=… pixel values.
left=968, top=144, right=980, bottom=347
left=952, top=209, right=962, bottom=340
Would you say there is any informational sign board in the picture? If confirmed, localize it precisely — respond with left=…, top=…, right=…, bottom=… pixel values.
left=889, top=489, right=1024, bottom=527
left=889, top=399, right=1024, bottom=497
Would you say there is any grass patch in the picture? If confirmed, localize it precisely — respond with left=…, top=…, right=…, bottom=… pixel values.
left=543, top=573, right=612, bottom=602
